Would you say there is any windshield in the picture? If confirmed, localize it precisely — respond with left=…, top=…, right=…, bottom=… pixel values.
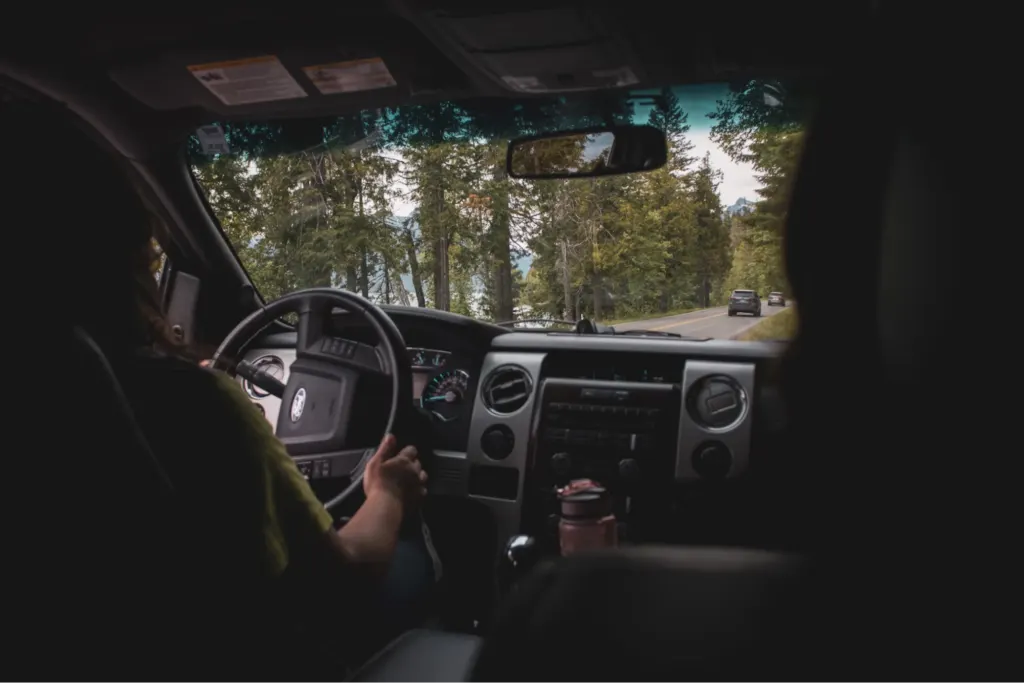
left=190, top=80, right=806, bottom=342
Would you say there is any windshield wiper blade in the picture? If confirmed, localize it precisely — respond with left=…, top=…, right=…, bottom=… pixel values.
left=614, top=329, right=709, bottom=341
left=616, top=329, right=681, bottom=338
left=495, top=318, right=576, bottom=329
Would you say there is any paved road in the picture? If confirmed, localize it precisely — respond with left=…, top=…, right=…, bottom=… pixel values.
left=613, top=303, right=789, bottom=339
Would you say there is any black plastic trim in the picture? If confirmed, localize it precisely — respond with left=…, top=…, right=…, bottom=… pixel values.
left=492, top=332, right=785, bottom=359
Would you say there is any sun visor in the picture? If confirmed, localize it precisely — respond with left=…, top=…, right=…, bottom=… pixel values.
left=414, top=7, right=648, bottom=94
left=106, top=30, right=470, bottom=118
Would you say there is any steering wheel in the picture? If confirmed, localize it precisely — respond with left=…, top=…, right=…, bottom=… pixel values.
left=212, top=288, right=416, bottom=511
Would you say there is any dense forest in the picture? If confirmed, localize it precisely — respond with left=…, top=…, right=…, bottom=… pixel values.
left=190, top=79, right=805, bottom=324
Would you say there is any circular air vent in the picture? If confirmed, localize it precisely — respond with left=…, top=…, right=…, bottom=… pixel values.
left=481, top=365, right=532, bottom=414
left=686, top=375, right=747, bottom=430
left=243, top=355, right=285, bottom=399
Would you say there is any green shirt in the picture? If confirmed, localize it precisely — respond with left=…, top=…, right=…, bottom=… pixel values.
left=120, top=354, right=334, bottom=578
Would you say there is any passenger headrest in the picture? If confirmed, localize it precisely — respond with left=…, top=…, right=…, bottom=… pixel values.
left=472, top=546, right=810, bottom=681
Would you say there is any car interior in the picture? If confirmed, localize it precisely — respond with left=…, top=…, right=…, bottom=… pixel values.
left=4, top=2, right=995, bottom=680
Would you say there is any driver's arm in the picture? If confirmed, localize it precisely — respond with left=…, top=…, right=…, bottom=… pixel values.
left=205, top=370, right=407, bottom=580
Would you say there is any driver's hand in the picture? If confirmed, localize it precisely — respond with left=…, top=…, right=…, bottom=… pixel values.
left=363, top=434, right=428, bottom=507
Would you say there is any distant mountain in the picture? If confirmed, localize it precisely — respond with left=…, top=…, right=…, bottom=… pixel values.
left=725, top=197, right=754, bottom=216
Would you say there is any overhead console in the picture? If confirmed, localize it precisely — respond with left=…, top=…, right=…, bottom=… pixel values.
left=406, top=4, right=648, bottom=94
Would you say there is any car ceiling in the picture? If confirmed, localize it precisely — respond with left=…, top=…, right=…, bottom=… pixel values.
left=3, top=1, right=870, bottom=144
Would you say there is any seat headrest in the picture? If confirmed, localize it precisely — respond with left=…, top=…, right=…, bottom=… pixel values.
left=472, top=546, right=810, bottom=681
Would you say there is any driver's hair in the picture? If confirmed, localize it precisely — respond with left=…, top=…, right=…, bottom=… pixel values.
left=5, top=100, right=185, bottom=359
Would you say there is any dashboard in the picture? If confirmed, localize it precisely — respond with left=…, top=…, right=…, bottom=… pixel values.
left=241, top=347, right=472, bottom=418
left=235, top=306, right=789, bottom=555
left=238, top=310, right=488, bottom=453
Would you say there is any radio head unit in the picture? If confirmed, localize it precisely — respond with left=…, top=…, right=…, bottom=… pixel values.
left=532, top=377, right=681, bottom=486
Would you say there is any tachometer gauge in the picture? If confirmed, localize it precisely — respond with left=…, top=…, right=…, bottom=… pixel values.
left=420, top=369, right=470, bottom=423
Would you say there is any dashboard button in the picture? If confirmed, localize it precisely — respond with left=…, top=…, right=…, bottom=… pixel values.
left=567, top=430, right=590, bottom=445
left=481, top=425, right=515, bottom=460
left=550, top=452, right=572, bottom=478
left=692, top=442, right=732, bottom=479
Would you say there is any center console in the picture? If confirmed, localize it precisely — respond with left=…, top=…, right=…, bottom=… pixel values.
left=464, top=347, right=760, bottom=558
left=522, top=353, right=682, bottom=544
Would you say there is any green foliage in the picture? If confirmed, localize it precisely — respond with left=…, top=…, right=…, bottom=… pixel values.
left=712, top=81, right=807, bottom=304
left=190, top=82, right=802, bottom=325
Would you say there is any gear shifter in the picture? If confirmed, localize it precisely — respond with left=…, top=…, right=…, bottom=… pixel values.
left=499, top=535, right=539, bottom=595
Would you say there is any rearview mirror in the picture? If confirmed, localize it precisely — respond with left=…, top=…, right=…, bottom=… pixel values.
left=507, top=125, right=667, bottom=180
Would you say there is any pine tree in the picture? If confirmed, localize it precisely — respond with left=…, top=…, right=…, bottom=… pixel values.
left=647, top=87, right=695, bottom=171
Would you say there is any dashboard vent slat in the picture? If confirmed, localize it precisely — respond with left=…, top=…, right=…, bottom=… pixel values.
left=482, top=365, right=532, bottom=414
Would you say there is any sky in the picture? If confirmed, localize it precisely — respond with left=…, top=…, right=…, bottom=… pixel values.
left=634, top=83, right=760, bottom=207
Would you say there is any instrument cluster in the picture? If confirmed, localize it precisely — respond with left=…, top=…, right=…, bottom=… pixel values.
left=409, top=347, right=451, bottom=370
left=409, top=347, right=473, bottom=426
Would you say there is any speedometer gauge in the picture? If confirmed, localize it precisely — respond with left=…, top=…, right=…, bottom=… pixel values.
left=420, top=369, right=470, bottom=423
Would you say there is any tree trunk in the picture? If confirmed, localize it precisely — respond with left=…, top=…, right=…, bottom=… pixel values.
left=403, top=223, right=426, bottom=307
left=357, top=179, right=370, bottom=297
left=560, top=239, right=573, bottom=320
left=433, top=232, right=450, bottom=311
left=432, top=181, right=451, bottom=311
left=491, top=164, right=515, bottom=321
left=394, top=268, right=412, bottom=306
left=360, top=247, right=370, bottom=298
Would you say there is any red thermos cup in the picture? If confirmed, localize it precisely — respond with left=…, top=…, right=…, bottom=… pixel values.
left=557, top=480, right=617, bottom=556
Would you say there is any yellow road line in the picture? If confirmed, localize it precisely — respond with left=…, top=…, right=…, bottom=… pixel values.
left=648, top=311, right=726, bottom=331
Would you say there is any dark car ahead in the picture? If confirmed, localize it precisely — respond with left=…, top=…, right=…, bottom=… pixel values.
left=728, top=289, right=761, bottom=316
left=767, top=291, right=786, bottom=306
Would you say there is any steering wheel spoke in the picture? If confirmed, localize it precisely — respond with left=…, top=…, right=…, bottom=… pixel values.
left=295, top=295, right=388, bottom=375
left=212, top=288, right=415, bottom=511
left=309, top=335, right=387, bottom=376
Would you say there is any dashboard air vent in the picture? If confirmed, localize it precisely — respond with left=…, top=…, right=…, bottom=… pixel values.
left=482, top=365, right=532, bottom=414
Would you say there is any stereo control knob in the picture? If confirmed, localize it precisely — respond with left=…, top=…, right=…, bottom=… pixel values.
left=618, top=457, right=641, bottom=482
left=692, top=442, right=732, bottom=480
left=551, top=452, right=572, bottom=478
left=481, top=425, right=515, bottom=460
